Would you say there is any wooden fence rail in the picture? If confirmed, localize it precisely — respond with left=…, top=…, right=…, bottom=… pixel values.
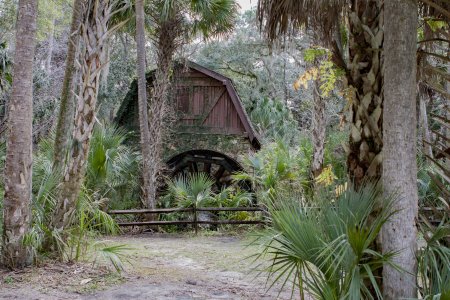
left=108, top=206, right=445, bottom=233
left=108, top=206, right=266, bottom=233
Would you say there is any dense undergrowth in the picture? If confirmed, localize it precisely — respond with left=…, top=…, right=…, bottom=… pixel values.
left=233, top=140, right=449, bottom=299
left=0, top=121, right=448, bottom=297
left=0, top=123, right=138, bottom=270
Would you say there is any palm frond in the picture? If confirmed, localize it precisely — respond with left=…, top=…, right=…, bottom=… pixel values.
left=166, top=172, right=215, bottom=208
left=253, top=182, right=397, bottom=299
left=257, top=0, right=347, bottom=43
left=92, top=241, right=134, bottom=273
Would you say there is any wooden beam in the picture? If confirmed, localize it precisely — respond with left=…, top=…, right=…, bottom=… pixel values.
left=214, top=165, right=226, bottom=180
left=117, top=219, right=266, bottom=227
left=109, top=207, right=193, bottom=214
left=203, top=162, right=211, bottom=173
left=196, top=220, right=265, bottom=225
left=109, top=206, right=264, bottom=214
left=117, top=220, right=193, bottom=226
left=199, top=89, right=226, bottom=125
left=196, top=207, right=264, bottom=212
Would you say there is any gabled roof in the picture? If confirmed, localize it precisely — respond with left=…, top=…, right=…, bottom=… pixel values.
left=185, top=61, right=260, bottom=148
left=115, top=61, right=260, bottom=149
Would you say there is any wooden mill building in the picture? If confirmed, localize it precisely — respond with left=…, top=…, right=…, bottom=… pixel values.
left=116, top=61, right=260, bottom=188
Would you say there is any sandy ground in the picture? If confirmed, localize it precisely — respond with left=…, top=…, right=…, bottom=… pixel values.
left=0, top=233, right=297, bottom=300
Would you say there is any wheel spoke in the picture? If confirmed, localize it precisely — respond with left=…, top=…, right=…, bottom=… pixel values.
left=214, top=165, right=226, bottom=180
left=203, top=162, right=211, bottom=173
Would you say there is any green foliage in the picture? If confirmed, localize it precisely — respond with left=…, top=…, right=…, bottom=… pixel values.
left=303, top=48, right=328, bottom=63
left=252, top=183, right=398, bottom=299
left=318, top=60, right=345, bottom=97
left=149, top=0, right=239, bottom=42
left=426, top=18, right=448, bottom=32
left=418, top=220, right=450, bottom=299
left=64, top=188, right=120, bottom=262
left=0, top=0, right=17, bottom=42
left=233, top=140, right=305, bottom=202
left=86, top=124, right=141, bottom=210
left=188, top=0, right=239, bottom=39
left=250, top=97, right=299, bottom=143
left=17, top=123, right=138, bottom=265
left=23, top=148, right=98, bottom=261
left=295, top=47, right=344, bottom=98
left=234, top=132, right=346, bottom=204
left=0, top=41, right=11, bottom=85
left=166, top=173, right=215, bottom=208
left=212, top=186, right=253, bottom=208
left=417, top=159, right=446, bottom=208
left=36, top=0, right=72, bottom=41
left=92, top=242, right=133, bottom=273
left=0, top=41, right=11, bottom=119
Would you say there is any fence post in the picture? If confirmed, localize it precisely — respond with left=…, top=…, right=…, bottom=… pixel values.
left=194, top=204, right=198, bottom=235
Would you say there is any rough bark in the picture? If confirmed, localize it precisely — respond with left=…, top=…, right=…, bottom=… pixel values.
left=2, top=0, right=38, bottom=269
left=311, top=80, right=326, bottom=177
left=146, top=18, right=179, bottom=206
left=135, top=0, right=154, bottom=209
left=53, top=0, right=83, bottom=169
left=52, top=0, right=111, bottom=231
left=382, top=0, right=419, bottom=298
left=345, top=0, right=383, bottom=187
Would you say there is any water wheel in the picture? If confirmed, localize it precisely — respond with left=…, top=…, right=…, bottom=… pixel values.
left=166, top=150, right=244, bottom=191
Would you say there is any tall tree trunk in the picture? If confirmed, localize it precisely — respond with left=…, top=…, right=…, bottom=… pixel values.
left=345, top=0, right=383, bottom=186
left=382, top=0, right=419, bottom=298
left=146, top=19, right=178, bottom=207
left=2, top=0, right=38, bottom=269
left=53, top=0, right=83, bottom=169
left=135, top=0, right=154, bottom=209
left=311, top=80, right=326, bottom=177
left=52, top=0, right=111, bottom=231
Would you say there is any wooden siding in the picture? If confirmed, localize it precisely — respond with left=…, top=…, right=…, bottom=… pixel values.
left=174, top=69, right=246, bottom=135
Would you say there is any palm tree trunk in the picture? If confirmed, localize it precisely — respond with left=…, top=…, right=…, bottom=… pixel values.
left=2, top=0, right=38, bottom=269
left=382, top=0, right=419, bottom=298
left=52, top=0, right=111, bottom=231
left=146, top=19, right=179, bottom=206
left=53, top=0, right=83, bottom=169
left=311, top=81, right=326, bottom=177
left=345, top=0, right=383, bottom=187
left=135, top=0, right=154, bottom=209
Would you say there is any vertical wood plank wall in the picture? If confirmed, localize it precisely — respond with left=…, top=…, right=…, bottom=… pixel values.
left=175, top=69, right=246, bottom=135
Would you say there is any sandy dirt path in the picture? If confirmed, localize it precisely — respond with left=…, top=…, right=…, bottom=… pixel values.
left=1, top=233, right=296, bottom=300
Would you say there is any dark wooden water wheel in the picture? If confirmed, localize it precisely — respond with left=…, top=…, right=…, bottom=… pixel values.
left=166, top=150, right=244, bottom=191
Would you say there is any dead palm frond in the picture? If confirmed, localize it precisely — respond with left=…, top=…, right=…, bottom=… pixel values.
left=257, top=0, right=347, bottom=45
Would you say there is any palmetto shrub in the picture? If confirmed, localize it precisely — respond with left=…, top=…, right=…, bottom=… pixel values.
left=233, top=140, right=305, bottom=203
left=20, top=123, right=136, bottom=266
left=163, top=173, right=256, bottom=224
left=417, top=219, right=450, bottom=300
left=86, top=124, right=141, bottom=209
left=166, top=172, right=216, bottom=208
left=252, top=183, right=398, bottom=299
